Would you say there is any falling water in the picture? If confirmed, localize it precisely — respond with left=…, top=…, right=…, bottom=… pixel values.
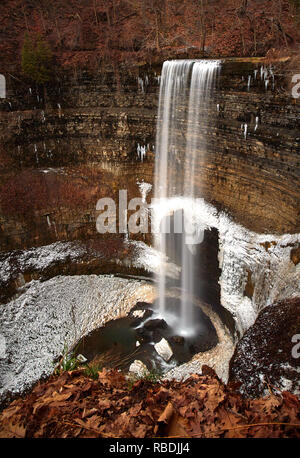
left=154, top=60, right=220, bottom=335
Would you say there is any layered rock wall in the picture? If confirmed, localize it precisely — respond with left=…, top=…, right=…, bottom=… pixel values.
left=0, top=60, right=299, bottom=250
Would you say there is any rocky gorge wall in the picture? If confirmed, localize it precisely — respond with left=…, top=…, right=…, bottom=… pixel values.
left=0, top=59, right=299, bottom=252
left=0, top=59, right=299, bottom=402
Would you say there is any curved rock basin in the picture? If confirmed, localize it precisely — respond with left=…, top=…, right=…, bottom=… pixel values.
left=0, top=200, right=299, bottom=405
left=74, top=295, right=221, bottom=376
left=0, top=273, right=234, bottom=406
left=0, top=275, right=155, bottom=405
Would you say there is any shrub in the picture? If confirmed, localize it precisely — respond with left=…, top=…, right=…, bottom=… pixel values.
left=21, top=33, right=53, bottom=84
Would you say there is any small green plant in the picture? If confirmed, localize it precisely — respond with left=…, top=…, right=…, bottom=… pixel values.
left=84, top=363, right=103, bottom=380
left=54, top=343, right=82, bottom=375
left=127, top=368, right=162, bottom=390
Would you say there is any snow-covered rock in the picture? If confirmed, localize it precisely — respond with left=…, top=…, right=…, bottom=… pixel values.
left=152, top=196, right=300, bottom=336
left=76, top=354, right=87, bottom=363
left=129, top=360, right=149, bottom=377
left=154, top=338, right=173, bottom=362
left=0, top=275, right=155, bottom=405
left=132, top=309, right=146, bottom=319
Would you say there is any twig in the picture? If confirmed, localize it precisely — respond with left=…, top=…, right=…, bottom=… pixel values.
left=164, top=422, right=300, bottom=438
left=61, top=420, right=116, bottom=438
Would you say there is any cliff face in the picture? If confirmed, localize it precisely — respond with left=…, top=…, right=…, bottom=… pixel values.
left=0, top=59, right=299, bottom=250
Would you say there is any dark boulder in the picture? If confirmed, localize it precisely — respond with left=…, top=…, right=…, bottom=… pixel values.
left=229, top=297, right=300, bottom=398
left=144, top=319, right=168, bottom=331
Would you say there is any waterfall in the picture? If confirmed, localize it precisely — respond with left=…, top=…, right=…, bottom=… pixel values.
left=154, top=60, right=220, bottom=335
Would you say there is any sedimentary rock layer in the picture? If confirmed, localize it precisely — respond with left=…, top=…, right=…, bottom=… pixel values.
left=0, top=60, right=299, bottom=250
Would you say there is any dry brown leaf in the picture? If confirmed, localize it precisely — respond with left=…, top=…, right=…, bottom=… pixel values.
left=204, top=382, right=226, bottom=412
left=132, top=423, right=149, bottom=438
left=128, top=401, right=143, bottom=417
left=164, top=412, right=190, bottom=438
left=74, top=414, right=101, bottom=431
left=82, top=407, right=98, bottom=419
left=0, top=404, right=21, bottom=419
left=157, top=402, right=174, bottom=424
left=0, top=422, right=26, bottom=438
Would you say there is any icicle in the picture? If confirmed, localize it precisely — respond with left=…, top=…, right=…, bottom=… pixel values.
left=155, top=75, right=161, bottom=85
left=137, top=143, right=141, bottom=160
left=53, top=221, right=58, bottom=238
left=137, top=77, right=144, bottom=93
left=247, top=75, right=251, bottom=91
left=254, top=116, right=259, bottom=132
left=140, top=145, right=146, bottom=162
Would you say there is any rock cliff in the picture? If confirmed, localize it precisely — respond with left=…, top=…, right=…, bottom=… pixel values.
left=0, top=58, right=299, bottom=251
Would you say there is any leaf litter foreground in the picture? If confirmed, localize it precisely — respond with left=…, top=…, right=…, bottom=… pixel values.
left=0, top=366, right=299, bottom=438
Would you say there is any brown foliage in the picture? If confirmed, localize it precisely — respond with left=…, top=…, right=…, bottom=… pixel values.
left=0, top=1, right=299, bottom=73
left=0, top=167, right=104, bottom=218
left=0, top=367, right=299, bottom=438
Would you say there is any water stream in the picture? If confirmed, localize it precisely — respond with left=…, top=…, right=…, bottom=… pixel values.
left=154, top=60, right=221, bottom=335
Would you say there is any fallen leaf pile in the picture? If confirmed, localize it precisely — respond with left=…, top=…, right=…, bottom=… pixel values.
left=0, top=366, right=299, bottom=438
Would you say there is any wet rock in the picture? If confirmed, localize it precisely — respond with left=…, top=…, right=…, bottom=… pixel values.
left=154, top=338, right=173, bottom=362
left=129, top=317, right=142, bottom=328
left=135, top=327, right=151, bottom=343
left=144, top=319, right=168, bottom=331
left=171, top=335, right=185, bottom=345
left=129, top=360, right=149, bottom=377
left=189, top=344, right=197, bottom=354
left=134, top=301, right=152, bottom=309
left=229, top=297, right=300, bottom=398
